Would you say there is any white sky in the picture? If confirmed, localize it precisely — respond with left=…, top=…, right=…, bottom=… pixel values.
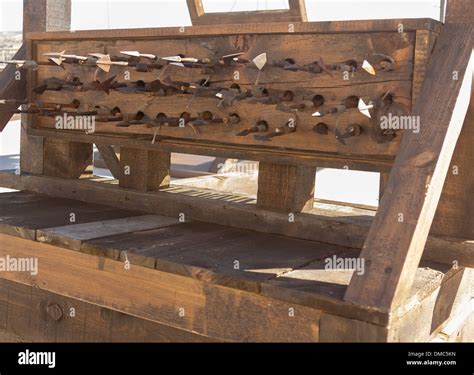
left=0, top=0, right=443, bottom=32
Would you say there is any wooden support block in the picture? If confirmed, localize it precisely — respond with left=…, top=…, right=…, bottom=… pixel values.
left=257, top=162, right=315, bottom=213
left=119, top=148, right=170, bottom=191
left=344, top=23, right=474, bottom=312
left=43, top=138, right=92, bottom=179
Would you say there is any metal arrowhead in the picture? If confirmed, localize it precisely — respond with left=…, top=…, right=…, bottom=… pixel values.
left=362, top=60, right=376, bottom=75
left=253, top=53, right=267, bottom=70
left=358, top=98, right=373, bottom=118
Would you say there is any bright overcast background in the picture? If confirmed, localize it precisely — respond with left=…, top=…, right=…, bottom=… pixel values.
left=1, top=0, right=443, bottom=31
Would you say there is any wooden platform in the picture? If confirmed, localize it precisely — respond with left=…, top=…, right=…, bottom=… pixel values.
left=0, top=190, right=472, bottom=342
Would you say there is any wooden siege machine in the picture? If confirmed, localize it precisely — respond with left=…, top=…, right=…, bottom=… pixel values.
left=0, top=0, right=472, bottom=341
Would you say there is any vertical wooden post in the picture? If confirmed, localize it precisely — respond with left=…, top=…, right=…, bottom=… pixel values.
left=21, top=0, right=92, bottom=178
left=257, top=162, right=315, bottom=213
left=432, top=0, right=474, bottom=239
left=119, top=148, right=171, bottom=192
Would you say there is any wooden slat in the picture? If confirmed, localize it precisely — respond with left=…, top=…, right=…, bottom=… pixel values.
left=344, top=23, right=474, bottom=311
left=37, top=214, right=180, bottom=250
left=257, top=162, right=315, bottom=213
left=95, top=144, right=121, bottom=179
left=119, top=148, right=170, bottom=191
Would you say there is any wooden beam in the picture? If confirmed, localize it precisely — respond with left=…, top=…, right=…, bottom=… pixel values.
left=432, top=0, right=474, bottom=238
left=95, top=144, right=120, bottom=179
left=445, top=0, right=474, bottom=24
left=0, top=45, right=27, bottom=131
left=344, top=23, right=474, bottom=311
left=119, top=148, right=170, bottom=191
left=186, top=0, right=307, bottom=26
left=257, top=162, right=315, bottom=213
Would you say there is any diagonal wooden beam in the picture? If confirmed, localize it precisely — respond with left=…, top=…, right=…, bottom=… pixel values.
left=95, top=144, right=121, bottom=179
left=344, top=23, right=473, bottom=312
left=0, top=44, right=27, bottom=131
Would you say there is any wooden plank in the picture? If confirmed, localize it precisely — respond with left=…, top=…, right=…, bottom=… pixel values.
left=0, top=233, right=321, bottom=342
left=344, top=24, right=474, bottom=311
left=82, top=221, right=346, bottom=293
left=0, top=278, right=211, bottom=342
left=95, top=144, right=120, bottom=179
left=378, top=171, right=390, bottom=201
left=0, top=191, right=143, bottom=240
left=119, top=148, right=170, bottom=191
left=25, top=19, right=441, bottom=41
left=31, top=32, right=413, bottom=158
left=1, top=173, right=472, bottom=268
left=257, top=162, right=315, bottom=213
left=28, top=127, right=396, bottom=172
left=37, top=214, right=180, bottom=250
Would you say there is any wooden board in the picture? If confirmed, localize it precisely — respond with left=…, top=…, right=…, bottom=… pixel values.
left=0, top=191, right=143, bottom=240
left=25, top=21, right=440, bottom=163
left=0, top=278, right=213, bottom=342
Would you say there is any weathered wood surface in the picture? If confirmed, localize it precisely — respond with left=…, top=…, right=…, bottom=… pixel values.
left=257, top=162, right=315, bottom=212
left=1, top=174, right=472, bottom=268
left=0, top=233, right=322, bottom=342
left=0, top=191, right=143, bottom=240
left=0, top=278, right=214, bottom=342
left=186, top=0, right=307, bottom=25
left=95, top=144, right=120, bottom=179
left=28, top=26, right=423, bottom=159
left=344, top=23, right=474, bottom=312
left=0, top=44, right=27, bottom=131
left=25, top=19, right=441, bottom=41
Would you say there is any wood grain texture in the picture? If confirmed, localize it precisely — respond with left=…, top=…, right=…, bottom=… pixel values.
left=25, top=19, right=441, bottom=41
left=257, top=162, right=315, bottom=212
left=43, top=138, right=93, bottom=178
left=0, top=233, right=321, bottom=342
left=344, top=23, right=474, bottom=311
left=119, top=148, right=170, bottom=191
left=30, top=31, right=414, bottom=159
left=37, top=214, right=180, bottom=250
left=0, top=44, right=27, bottom=131
left=187, top=0, right=307, bottom=25
left=0, top=278, right=213, bottom=342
